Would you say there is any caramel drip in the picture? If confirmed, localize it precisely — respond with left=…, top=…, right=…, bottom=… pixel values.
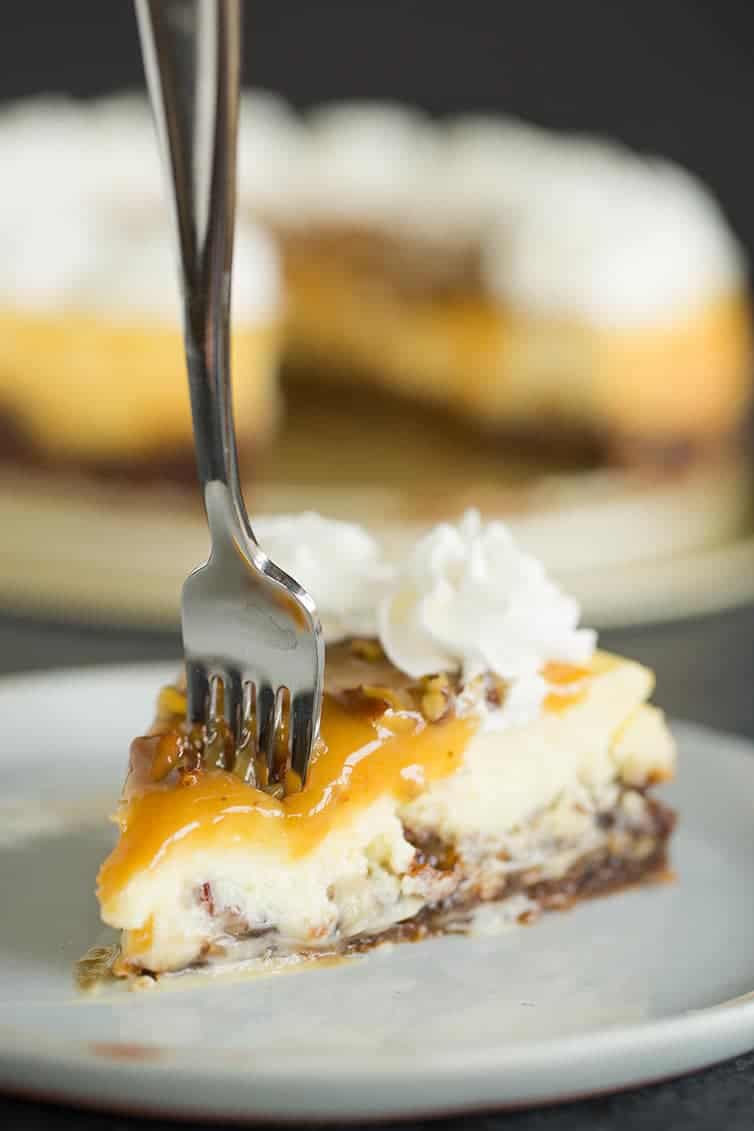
left=98, top=696, right=476, bottom=909
left=542, top=661, right=592, bottom=713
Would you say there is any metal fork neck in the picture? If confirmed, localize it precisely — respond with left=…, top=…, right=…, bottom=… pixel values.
left=136, top=0, right=249, bottom=526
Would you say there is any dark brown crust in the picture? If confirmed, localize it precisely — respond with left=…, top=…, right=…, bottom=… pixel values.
left=348, top=798, right=676, bottom=953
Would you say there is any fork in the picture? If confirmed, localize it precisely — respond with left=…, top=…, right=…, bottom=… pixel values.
left=135, top=0, right=324, bottom=790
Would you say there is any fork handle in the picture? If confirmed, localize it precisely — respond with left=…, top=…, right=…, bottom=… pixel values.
left=136, top=0, right=250, bottom=524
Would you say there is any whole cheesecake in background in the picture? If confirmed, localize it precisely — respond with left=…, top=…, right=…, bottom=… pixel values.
left=98, top=512, right=676, bottom=978
left=0, top=92, right=749, bottom=482
left=0, top=94, right=749, bottom=630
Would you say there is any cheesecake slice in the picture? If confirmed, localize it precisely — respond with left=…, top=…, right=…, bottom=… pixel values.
left=97, top=512, right=676, bottom=977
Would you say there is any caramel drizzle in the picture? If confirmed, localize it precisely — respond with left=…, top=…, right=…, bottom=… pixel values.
left=97, top=651, right=596, bottom=908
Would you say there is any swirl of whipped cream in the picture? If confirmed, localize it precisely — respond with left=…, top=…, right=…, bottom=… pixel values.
left=378, top=509, right=595, bottom=688
left=255, top=513, right=392, bottom=642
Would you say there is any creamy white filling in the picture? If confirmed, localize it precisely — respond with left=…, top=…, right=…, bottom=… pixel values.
left=401, top=655, right=664, bottom=841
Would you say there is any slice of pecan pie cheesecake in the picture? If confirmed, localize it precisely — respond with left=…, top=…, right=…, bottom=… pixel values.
left=97, top=511, right=676, bottom=978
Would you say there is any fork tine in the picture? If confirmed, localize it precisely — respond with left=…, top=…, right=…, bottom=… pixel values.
left=257, top=682, right=276, bottom=775
left=186, top=661, right=210, bottom=726
left=290, top=691, right=315, bottom=785
left=270, top=687, right=291, bottom=784
left=224, top=667, right=243, bottom=753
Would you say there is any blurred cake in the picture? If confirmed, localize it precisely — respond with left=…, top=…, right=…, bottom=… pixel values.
left=0, top=93, right=750, bottom=627
left=0, top=92, right=749, bottom=478
left=0, top=97, right=282, bottom=477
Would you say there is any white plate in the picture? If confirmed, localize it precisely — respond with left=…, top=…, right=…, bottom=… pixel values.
left=1, top=664, right=753, bottom=1121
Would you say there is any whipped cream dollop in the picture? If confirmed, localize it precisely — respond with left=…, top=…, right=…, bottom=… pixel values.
left=255, top=513, right=391, bottom=642
left=379, top=510, right=595, bottom=684
left=257, top=510, right=596, bottom=730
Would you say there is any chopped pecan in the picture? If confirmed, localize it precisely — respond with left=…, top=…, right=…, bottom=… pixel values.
left=419, top=674, right=452, bottom=722
left=361, top=684, right=415, bottom=713
left=485, top=674, right=508, bottom=709
left=349, top=637, right=385, bottom=662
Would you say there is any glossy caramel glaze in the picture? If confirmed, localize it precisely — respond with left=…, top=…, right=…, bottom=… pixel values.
left=542, top=661, right=592, bottom=713
left=98, top=697, right=476, bottom=909
left=97, top=650, right=596, bottom=911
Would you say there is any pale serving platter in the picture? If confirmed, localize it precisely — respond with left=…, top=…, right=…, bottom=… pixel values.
left=0, top=449, right=751, bottom=631
left=0, top=664, right=753, bottom=1120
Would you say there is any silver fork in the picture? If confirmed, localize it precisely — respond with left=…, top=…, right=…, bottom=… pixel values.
left=136, top=0, right=324, bottom=789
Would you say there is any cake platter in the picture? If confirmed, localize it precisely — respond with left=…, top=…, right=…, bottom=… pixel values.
left=0, top=389, right=751, bottom=630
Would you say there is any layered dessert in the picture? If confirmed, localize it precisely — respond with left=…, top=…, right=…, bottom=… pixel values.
left=0, top=97, right=281, bottom=477
left=0, top=94, right=749, bottom=482
left=98, top=512, right=676, bottom=978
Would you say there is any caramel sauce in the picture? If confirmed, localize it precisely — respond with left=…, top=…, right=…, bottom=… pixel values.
left=542, top=661, right=592, bottom=714
left=98, top=696, right=476, bottom=910
left=98, top=657, right=602, bottom=912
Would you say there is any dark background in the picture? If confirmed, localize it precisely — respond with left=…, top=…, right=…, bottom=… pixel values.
left=3, top=0, right=754, bottom=257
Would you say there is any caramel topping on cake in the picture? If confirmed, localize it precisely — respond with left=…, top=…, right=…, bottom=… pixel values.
left=97, top=645, right=599, bottom=911
left=98, top=694, right=476, bottom=909
left=542, top=661, right=592, bottom=713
